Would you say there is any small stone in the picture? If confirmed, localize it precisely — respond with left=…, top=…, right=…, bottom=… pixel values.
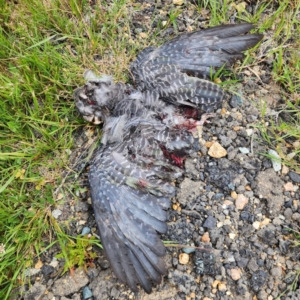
left=284, top=208, right=293, bottom=219
left=52, top=209, right=62, bottom=219
left=251, top=270, right=267, bottom=292
left=292, top=212, right=300, bottom=222
left=286, top=152, right=296, bottom=161
left=229, top=233, right=236, bottom=239
left=83, top=286, right=93, bottom=299
left=235, top=194, right=248, bottom=210
left=49, top=258, right=59, bottom=268
left=231, top=191, right=238, bottom=199
left=205, top=141, right=214, bottom=148
left=237, top=257, right=249, bottom=268
left=228, top=96, right=242, bottom=110
left=183, top=247, right=195, bottom=254
left=75, top=201, right=89, bottom=212
left=230, top=268, right=241, bottom=281
left=212, top=280, right=219, bottom=288
left=270, top=267, right=282, bottom=278
left=246, top=129, right=253, bottom=136
left=223, top=219, right=231, bottom=225
left=208, top=142, right=227, bottom=158
left=217, top=222, right=223, bottom=228
left=56, top=193, right=64, bottom=200
left=179, top=253, right=189, bottom=264
left=289, top=171, right=300, bottom=183
left=35, top=259, right=43, bottom=269
left=41, top=264, right=54, bottom=276
left=162, top=20, right=167, bottom=26
left=203, top=216, right=217, bottom=229
left=187, top=25, right=193, bottom=32
left=81, top=227, right=91, bottom=236
left=52, top=268, right=89, bottom=296
left=239, top=147, right=250, bottom=154
left=25, top=268, right=41, bottom=277
left=257, top=291, right=268, bottom=300
left=268, top=149, right=281, bottom=171
left=252, top=221, right=261, bottom=229
left=139, top=32, right=148, bottom=39
left=284, top=182, right=294, bottom=192
left=261, top=218, right=270, bottom=226
left=282, top=165, right=289, bottom=175
left=173, top=0, right=184, bottom=5
left=223, top=200, right=233, bottom=206
left=273, top=217, right=284, bottom=225
left=218, top=282, right=227, bottom=291
left=201, top=232, right=210, bottom=243
left=23, top=282, right=46, bottom=300
left=190, top=292, right=196, bottom=298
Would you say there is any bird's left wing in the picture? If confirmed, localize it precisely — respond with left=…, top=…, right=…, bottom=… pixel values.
left=131, top=23, right=263, bottom=112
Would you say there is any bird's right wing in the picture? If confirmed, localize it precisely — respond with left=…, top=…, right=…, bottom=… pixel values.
left=131, top=23, right=263, bottom=111
left=89, top=146, right=175, bottom=293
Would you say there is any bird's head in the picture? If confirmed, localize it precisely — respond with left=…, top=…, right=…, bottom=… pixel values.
left=74, top=70, right=124, bottom=124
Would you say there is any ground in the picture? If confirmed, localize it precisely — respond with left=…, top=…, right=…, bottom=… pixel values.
left=1, top=1, right=300, bottom=300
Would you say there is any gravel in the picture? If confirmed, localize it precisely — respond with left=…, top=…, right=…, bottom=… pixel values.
left=20, top=1, right=300, bottom=300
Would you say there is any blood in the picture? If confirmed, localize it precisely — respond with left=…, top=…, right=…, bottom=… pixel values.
left=170, top=153, right=185, bottom=168
left=137, top=179, right=148, bottom=189
left=180, top=106, right=199, bottom=119
left=160, top=145, right=186, bottom=168
left=173, top=119, right=197, bottom=131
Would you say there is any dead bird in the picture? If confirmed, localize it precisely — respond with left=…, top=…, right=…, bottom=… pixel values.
left=74, top=23, right=263, bottom=294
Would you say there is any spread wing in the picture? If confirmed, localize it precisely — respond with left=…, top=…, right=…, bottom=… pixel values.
left=89, top=155, right=171, bottom=293
left=131, top=23, right=263, bottom=112
left=89, top=113, right=197, bottom=293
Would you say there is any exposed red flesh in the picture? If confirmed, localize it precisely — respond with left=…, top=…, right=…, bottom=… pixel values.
left=180, top=106, right=199, bottom=119
left=159, top=145, right=186, bottom=168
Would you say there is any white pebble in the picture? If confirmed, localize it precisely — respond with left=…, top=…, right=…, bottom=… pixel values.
left=52, top=209, right=62, bottom=219
left=268, top=149, right=281, bottom=172
left=252, top=221, right=261, bottom=230
left=239, top=147, right=250, bottom=154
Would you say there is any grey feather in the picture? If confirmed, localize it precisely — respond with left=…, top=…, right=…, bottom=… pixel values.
left=74, top=23, right=263, bottom=293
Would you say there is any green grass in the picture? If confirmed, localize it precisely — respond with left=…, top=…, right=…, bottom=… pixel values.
left=0, top=0, right=299, bottom=299
left=0, top=1, right=142, bottom=298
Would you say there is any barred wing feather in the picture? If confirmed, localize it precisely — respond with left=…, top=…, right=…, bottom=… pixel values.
left=131, top=23, right=263, bottom=111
